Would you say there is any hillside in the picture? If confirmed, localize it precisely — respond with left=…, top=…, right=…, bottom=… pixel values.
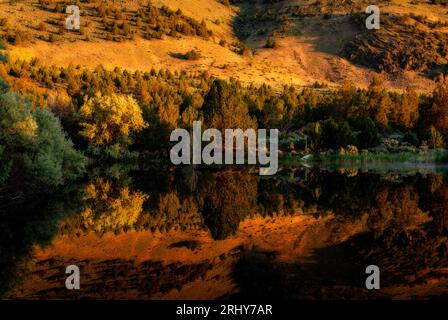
left=1, top=0, right=447, bottom=91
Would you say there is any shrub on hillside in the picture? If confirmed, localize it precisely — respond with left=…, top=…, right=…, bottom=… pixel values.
left=184, top=49, right=201, bottom=60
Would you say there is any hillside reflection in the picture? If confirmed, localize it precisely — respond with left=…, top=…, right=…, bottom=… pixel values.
left=1, top=166, right=447, bottom=299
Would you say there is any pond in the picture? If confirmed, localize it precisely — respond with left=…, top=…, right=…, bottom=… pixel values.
left=1, top=164, right=447, bottom=299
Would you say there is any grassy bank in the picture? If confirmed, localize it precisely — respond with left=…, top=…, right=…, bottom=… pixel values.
left=281, top=149, right=448, bottom=165
left=318, top=149, right=448, bottom=163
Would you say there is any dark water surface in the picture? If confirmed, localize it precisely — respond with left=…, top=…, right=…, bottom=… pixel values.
left=1, top=165, right=447, bottom=299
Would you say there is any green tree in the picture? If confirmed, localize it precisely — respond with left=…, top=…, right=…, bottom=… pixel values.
left=354, top=115, right=380, bottom=149
left=320, top=119, right=355, bottom=150
left=0, top=90, right=84, bottom=191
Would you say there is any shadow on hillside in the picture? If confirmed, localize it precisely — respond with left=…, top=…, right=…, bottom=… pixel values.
left=230, top=0, right=283, bottom=44
left=229, top=242, right=371, bottom=300
left=229, top=1, right=448, bottom=80
left=230, top=215, right=448, bottom=299
left=230, top=0, right=362, bottom=50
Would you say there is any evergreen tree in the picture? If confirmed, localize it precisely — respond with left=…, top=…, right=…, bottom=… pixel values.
left=0, top=90, right=84, bottom=192
left=354, top=115, right=380, bottom=149
left=202, top=79, right=256, bottom=131
left=429, top=81, right=448, bottom=134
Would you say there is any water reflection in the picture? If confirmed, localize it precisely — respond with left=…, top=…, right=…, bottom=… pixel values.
left=0, top=184, right=84, bottom=297
left=202, top=172, right=257, bottom=240
left=1, top=166, right=447, bottom=299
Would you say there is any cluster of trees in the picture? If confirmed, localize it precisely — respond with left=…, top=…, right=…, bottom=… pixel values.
left=95, top=2, right=213, bottom=41
left=135, top=4, right=212, bottom=39
left=2, top=53, right=448, bottom=163
left=308, top=77, right=448, bottom=150
left=1, top=57, right=213, bottom=150
left=2, top=1, right=218, bottom=44
left=0, top=79, right=84, bottom=194
left=0, top=0, right=251, bottom=58
left=1, top=34, right=448, bottom=170
left=52, top=166, right=448, bottom=240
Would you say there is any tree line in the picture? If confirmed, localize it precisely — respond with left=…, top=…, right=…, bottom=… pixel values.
left=2, top=47, right=448, bottom=193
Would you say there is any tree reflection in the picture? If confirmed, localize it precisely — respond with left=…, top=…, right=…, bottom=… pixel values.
left=0, top=184, right=84, bottom=297
left=202, top=171, right=258, bottom=240
left=367, top=185, right=431, bottom=238
left=79, top=178, right=148, bottom=234
left=428, top=185, right=448, bottom=234
left=3, top=166, right=448, bottom=299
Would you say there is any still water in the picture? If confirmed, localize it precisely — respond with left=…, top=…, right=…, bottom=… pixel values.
left=1, top=165, right=447, bottom=299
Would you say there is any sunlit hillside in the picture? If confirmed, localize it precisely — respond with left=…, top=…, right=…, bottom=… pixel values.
left=1, top=0, right=447, bottom=90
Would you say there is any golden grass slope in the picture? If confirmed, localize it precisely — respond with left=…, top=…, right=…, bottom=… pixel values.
left=1, top=0, right=447, bottom=91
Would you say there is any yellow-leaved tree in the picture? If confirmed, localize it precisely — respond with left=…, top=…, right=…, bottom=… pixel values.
left=79, top=93, right=147, bottom=158
left=80, top=178, right=148, bottom=234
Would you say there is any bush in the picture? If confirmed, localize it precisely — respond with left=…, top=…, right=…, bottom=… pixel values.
left=0, top=18, right=9, bottom=28
left=353, top=115, right=380, bottom=149
left=0, top=41, right=6, bottom=62
left=0, top=77, right=9, bottom=93
left=8, top=30, right=30, bottom=45
left=48, top=33, right=58, bottom=42
left=403, top=131, right=420, bottom=147
left=320, top=119, right=356, bottom=150
left=78, top=93, right=147, bottom=159
left=338, top=145, right=359, bottom=155
left=184, top=49, right=201, bottom=60
left=38, top=22, right=46, bottom=31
